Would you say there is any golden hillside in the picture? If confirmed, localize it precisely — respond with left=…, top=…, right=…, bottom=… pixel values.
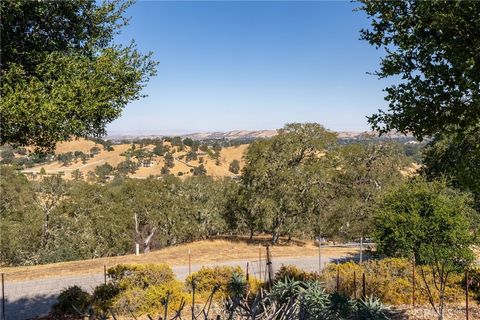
left=22, top=138, right=248, bottom=180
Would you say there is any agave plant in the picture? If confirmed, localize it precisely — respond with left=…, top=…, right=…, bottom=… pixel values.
left=355, top=296, right=392, bottom=320
left=229, top=271, right=247, bottom=299
left=268, top=277, right=303, bottom=305
left=299, top=281, right=330, bottom=319
left=322, top=292, right=356, bottom=320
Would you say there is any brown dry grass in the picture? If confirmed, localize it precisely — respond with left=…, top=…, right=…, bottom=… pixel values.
left=0, top=237, right=359, bottom=282
left=23, top=139, right=249, bottom=179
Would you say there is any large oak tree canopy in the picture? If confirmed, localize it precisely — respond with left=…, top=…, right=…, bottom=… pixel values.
left=359, top=1, right=480, bottom=139
left=0, top=0, right=157, bottom=152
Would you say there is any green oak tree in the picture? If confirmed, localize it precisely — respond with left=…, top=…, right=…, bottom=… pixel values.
left=359, top=1, right=480, bottom=207
left=237, top=123, right=337, bottom=243
left=373, top=178, right=477, bottom=320
left=0, top=0, right=157, bottom=151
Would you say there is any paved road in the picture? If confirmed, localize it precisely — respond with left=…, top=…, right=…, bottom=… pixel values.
left=2, top=255, right=340, bottom=320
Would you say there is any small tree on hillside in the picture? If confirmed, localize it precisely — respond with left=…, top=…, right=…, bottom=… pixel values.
left=164, top=152, right=174, bottom=168
left=90, top=146, right=100, bottom=157
left=229, top=160, right=240, bottom=174
left=373, top=178, right=477, bottom=320
left=193, top=164, right=206, bottom=176
left=71, top=169, right=83, bottom=181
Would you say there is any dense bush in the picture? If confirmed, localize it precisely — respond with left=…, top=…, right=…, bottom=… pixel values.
left=186, top=265, right=244, bottom=299
left=274, top=264, right=318, bottom=283
left=112, top=280, right=189, bottom=316
left=320, top=258, right=465, bottom=305
left=108, top=263, right=175, bottom=290
left=91, top=283, right=120, bottom=313
left=52, top=285, right=91, bottom=315
left=463, top=266, right=480, bottom=304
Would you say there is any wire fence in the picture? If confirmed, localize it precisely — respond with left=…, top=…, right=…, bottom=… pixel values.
left=1, top=245, right=477, bottom=320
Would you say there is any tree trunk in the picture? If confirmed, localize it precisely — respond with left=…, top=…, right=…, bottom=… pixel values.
left=272, top=231, right=280, bottom=244
left=438, top=292, right=445, bottom=320
left=249, top=228, right=254, bottom=240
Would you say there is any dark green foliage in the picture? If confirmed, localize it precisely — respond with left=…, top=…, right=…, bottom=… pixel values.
left=193, top=164, right=206, bottom=176
left=0, top=148, right=14, bottom=164
left=0, top=0, right=157, bottom=152
left=360, top=1, right=480, bottom=140
left=274, top=265, right=317, bottom=283
left=71, top=169, right=83, bottom=181
left=116, top=159, right=138, bottom=176
left=90, top=146, right=101, bottom=156
left=95, top=163, right=114, bottom=182
left=228, top=159, right=240, bottom=174
left=92, top=283, right=120, bottom=313
left=373, top=178, right=477, bottom=318
left=53, top=285, right=91, bottom=315
left=323, top=292, right=356, bottom=320
left=359, top=1, right=480, bottom=221
left=186, top=150, right=198, bottom=162
left=161, top=166, right=170, bottom=175
left=228, top=272, right=247, bottom=298
left=153, top=143, right=165, bottom=156
left=422, top=124, right=480, bottom=209
left=164, top=152, right=174, bottom=168
left=234, top=123, right=338, bottom=243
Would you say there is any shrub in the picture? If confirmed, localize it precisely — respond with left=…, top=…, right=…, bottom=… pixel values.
left=92, top=283, right=120, bottom=313
left=247, top=277, right=264, bottom=296
left=52, top=285, right=92, bottom=315
left=274, top=264, right=318, bottom=283
left=320, top=258, right=465, bottom=305
left=112, top=280, right=189, bottom=316
left=108, top=263, right=175, bottom=290
left=463, top=266, right=480, bottom=304
left=186, top=265, right=244, bottom=299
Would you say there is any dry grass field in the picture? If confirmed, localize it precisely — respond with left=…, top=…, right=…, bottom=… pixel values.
left=22, top=138, right=248, bottom=180
left=0, top=237, right=359, bottom=282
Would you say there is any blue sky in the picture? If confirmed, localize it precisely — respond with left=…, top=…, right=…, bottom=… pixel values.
left=107, top=1, right=392, bottom=134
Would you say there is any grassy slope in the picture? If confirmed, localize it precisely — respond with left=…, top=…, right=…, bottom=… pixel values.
left=0, top=238, right=359, bottom=282
left=22, top=138, right=248, bottom=180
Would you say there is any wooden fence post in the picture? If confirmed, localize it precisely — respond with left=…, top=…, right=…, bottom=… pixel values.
left=466, top=270, right=469, bottom=320
left=266, top=245, right=273, bottom=287
left=353, top=271, right=357, bottom=300
left=336, top=264, right=340, bottom=292
left=259, top=245, right=262, bottom=282
left=188, top=249, right=191, bottom=276
left=1, top=273, right=5, bottom=320
left=412, top=257, right=416, bottom=308
left=362, top=273, right=366, bottom=299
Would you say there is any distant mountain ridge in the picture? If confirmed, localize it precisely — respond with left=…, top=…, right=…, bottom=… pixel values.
left=107, top=129, right=413, bottom=141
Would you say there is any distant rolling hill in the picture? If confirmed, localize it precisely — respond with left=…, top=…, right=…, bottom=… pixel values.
left=22, top=138, right=248, bottom=180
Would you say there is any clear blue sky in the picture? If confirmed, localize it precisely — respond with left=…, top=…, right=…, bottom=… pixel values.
left=107, top=0, right=392, bottom=134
